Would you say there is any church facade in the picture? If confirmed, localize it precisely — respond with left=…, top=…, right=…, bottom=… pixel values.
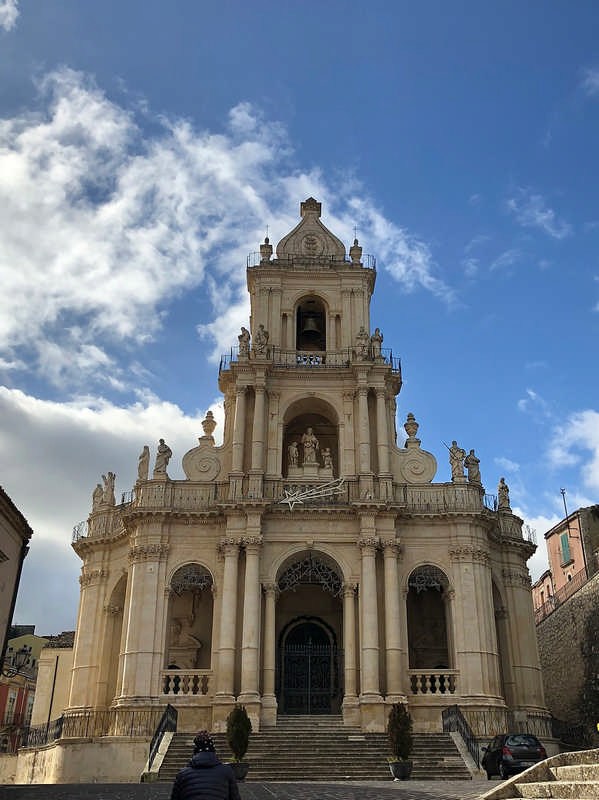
left=69, top=199, right=547, bottom=735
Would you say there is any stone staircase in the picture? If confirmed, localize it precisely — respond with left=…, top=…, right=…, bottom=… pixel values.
left=158, top=714, right=472, bottom=782
left=480, top=749, right=599, bottom=800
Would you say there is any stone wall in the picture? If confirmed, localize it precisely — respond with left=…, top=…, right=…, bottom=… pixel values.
left=536, top=570, right=599, bottom=724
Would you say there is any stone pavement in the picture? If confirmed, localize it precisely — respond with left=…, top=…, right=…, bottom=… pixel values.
left=1, top=779, right=500, bottom=800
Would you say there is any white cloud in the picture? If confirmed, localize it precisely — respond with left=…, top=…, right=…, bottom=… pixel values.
left=549, top=409, right=599, bottom=492
left=0, top=385, right=224, bottom=632
left=494, top=456, right=520, bottom=473
left=517, top=388, right=552, bottom=419
left=512, top=509, right=557, bottom=581
left=0, top=68, right=452, bottom=385
left=506, top=188, right=572, bottom=239
left=0, top=0, right=18, bottom=31
left=581, top=68, right=599, bottom=97
left=462, top=257, right=479, bottom=277
left=490, top=248, right=521, bottom=272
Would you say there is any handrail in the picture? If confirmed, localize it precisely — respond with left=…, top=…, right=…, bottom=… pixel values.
left=442, top=704, right=480, bottom=768
left=148, top=704, right=177, bottom=772
left=535, top=566, right=588, bottom=624
left=246, top=252, right=376, bottom=270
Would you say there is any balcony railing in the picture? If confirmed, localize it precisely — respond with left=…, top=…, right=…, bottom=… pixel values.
left=219, top=346, right=401, bottom=375
left=161, top=670, right=213, bottom=698
left=246, top=252, right=376, bottom=270
left=408, top=670, right=458, bottom=695
left=534, top=566, right=588, bottom=624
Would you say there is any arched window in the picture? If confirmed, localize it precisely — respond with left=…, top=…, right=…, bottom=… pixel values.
left=407, top=566, right=450, bottom=670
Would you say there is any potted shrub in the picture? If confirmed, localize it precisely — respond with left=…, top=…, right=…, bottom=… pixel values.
left=226, top=704, right=252, bottom=781
left=387, top=702, right=413, bottom=780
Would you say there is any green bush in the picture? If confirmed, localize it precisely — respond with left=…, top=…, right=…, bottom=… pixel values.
left=387, top=702, right=413, bottom=761
left=226, top=705, right=252, bottom=761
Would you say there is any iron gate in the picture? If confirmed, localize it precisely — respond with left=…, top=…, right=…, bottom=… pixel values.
left=279, top=642, right=340, bottom=714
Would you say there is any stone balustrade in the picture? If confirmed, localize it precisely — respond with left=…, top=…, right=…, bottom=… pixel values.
left=161, top=669, right=213, bottom=697
left=408, top=669, right=458, bottom=696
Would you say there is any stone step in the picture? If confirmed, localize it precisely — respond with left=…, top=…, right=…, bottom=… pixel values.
left=517, top=782, right=599, bottom=799
left=554, top=765, right=599, bottom=781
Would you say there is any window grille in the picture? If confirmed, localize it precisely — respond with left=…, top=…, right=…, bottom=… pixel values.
left=408, top=565, right=448, bottom=593
left=278, top=554, right=342, bottom=597
left=170, top=564, right=213, bottom=595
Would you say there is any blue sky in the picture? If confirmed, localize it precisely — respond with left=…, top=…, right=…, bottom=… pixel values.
left=1, top=0, right=598, bottom=633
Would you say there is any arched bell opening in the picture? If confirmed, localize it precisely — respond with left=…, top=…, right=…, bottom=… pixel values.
left=282, top=398, right=339, bottom=480
left=165, top=564, right=214, bottom=673
left=407, top=565, right=452, bottom=682
left=296, top=296, right=327, bottom=352
left=275, top=551, right=344, bottom=714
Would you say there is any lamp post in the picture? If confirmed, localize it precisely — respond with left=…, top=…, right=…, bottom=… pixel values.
left=1, top=645, right=31, bottom=678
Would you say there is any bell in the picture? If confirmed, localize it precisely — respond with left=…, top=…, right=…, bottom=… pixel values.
left=302, top=316, right=321, bottom=335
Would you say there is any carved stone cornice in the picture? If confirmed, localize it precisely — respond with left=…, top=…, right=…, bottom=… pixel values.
left=128, top=543, right=169, bottom=563
left=502, top=568, right=532, bottom=588
left=79, top=568, right=108, bottom=587
left=449, top=546, right=489, bottom=564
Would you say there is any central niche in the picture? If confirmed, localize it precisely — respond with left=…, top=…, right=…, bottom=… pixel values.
left=296, top=296, right=326, bottom=352
left=283, top=411, right=338, bottom=479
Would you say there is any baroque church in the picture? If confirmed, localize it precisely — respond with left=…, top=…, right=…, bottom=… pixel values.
left=69, top=198, right=547, bottom=736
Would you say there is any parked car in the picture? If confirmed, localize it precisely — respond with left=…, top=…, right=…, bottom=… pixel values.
left=482, top=733, right=547, bottom=780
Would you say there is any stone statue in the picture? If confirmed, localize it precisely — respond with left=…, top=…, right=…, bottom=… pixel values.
left=92, top=483, right=104, bottom=511
left=498, top=477, right=511, bottom=511
left=370, top=327, right=383, bottom=359
left=464, top=449, right=481, bottom=485
left=288, top=440, right=299, bottom=467
left=355, top=326, right=370, bottom=360
left=322, top=447, right=333, bottom=469
left=238, top=326, right=250, bottom=358
left=174, top=616, right=202, bottom=648
left=301, top=427, right=319, bottom=464
left=253, top=324, right=269, bottom=356
left=137, top=446, right=150, bottom=481
left=448, top=441, right=466, bottom=480
left=102, top=472, right=116, bottom=505
left=153, top=438, right=172, bottom=477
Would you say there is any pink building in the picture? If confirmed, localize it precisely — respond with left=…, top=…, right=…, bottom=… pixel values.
left=532, top=505, right=599, bottom=623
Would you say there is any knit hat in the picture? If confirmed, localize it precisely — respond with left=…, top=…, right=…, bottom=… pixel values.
left=193, top=730, right=215, bottom=753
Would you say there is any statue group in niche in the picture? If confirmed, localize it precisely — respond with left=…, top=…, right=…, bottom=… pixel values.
left=354, top=326, right=384, bottom=361
left=288, top=427, right=333, bottom=474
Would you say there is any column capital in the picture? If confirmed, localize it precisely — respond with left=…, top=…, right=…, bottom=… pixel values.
left=235, top=385, right=248, bottom=397
left=262, top=582, right=280, bottom=599
left=342, top=581, right=358, bottom=597
left=381, top=538, right=402, bottom=557
left=243, top=535, right=264, bottom=552
left=128, top=543, right=169, bottom=563
left=254, top=384, right=266, bottom=395
left=357, top=385, right=368, bottom=397
left=218, top=537, right=242, bottom=556
left=358, top=536, right=379, bottom=552
left=374, top=386, right=387, bottom=398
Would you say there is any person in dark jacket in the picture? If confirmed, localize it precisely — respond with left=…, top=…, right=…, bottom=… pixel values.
left=170, top=730, right=241, bottom=800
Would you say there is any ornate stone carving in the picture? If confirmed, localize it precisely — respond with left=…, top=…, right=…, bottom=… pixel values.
left=370, top=328, right=383, bottom=360
left=498, top=477, right=511, bottom=511
left=464, top=449, right=482, bottom=485
left=448, top=441, right=466, bottom=481
left=102, top=472, right=116, bottom=505
left=301, top=427, right=319, bottom=464
left=153, top=439, right=172, bottom=478
left=355, top=327, right=370, bottom=360
left=238, top=326, right=250, bottom=358
left=137, top=446, right=150, bottom=481
left=342, top=582, right=358, bottom=596
left=103, top=604, right=122, bottom=615
left=381, top=538, right=402, bottom=556
left=201, top=411, right=217, bottom=439
left=358, top=537, right=379, bottom=550
left=253, top=324, right=269, bottom=356
left=502, top=568, right=531, bottom=588
left=92, top=482, right=104, bottom=511
left=128, top=543, right=169, bottom=563
left=79, top=568, right=108, bottom=587
left=449, top=546, right=489, bottom=564
left=262, top=582, right=280, bottom=598
left=275, top=197, right=346, bottom=260
left=242, top=536, right=264, bottom=548
left=392, top=414, right=437, bottom=484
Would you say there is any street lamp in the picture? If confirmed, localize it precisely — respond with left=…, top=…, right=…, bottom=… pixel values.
left=1, top=645, right=31, bottom=678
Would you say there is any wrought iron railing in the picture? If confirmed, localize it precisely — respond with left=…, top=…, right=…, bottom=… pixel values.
left=219, top=345, right=400, bottom=374
left=20, top=716, right=64, bottom=748
left=442, top=705, right=480, bottom=768
left=551, top=716, right=590, bottom=748
left=458, top=707, right=552, bottom=740
left=246, top=252, right=376, bottom=270
left=534, top=566, right=589, bottom=624
left=147, top=704, right=177, bottom=772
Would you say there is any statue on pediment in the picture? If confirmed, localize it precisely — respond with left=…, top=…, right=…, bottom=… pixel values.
left=137, top=446, right=150, bottom=481
left=92, top=483, right=104, bottom=511
left=464, top=449, right=481, bottom=485
left=153, top=439, right=172, bottom=477
left=102, top=472, right=116, bottom=505
left=238, top=326, right=250, bottom=358
left=254, top=324, right=269, bottom=356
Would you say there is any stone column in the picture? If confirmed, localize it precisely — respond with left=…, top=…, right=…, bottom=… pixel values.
left=249, top=384, right=266, bottom=496
left=341, top=290, right=352, bottom=349
left=357, top=386, right=371, bottom=474
left=343, top=391, right=357, bottom=477
left=230, top=386, right=247, bottom=499
left=262, top=582, right=278, bottom=726
left=358, top=527, right=384, bottom=730
left=265, top=391, right=280, bottom=478
left=239, top=535, right=263, bottom=707
left=215, top=539, right=240, bottom=701
left=376, top=388, right=391, bottom=498
left=382, top=539, right=404, bottom=700
left=342, top=582, right=359, bottom=725
left=117, top=540, right=169, bottom=704
left=68, top=566, right=109, bottom=708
